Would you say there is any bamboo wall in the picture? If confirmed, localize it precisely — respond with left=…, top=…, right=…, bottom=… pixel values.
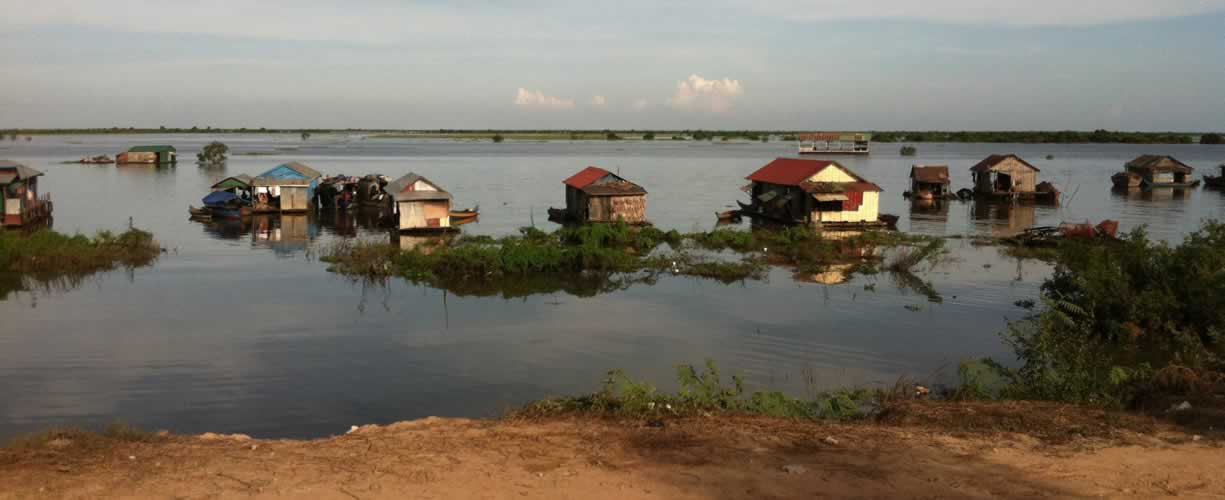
left=586, top=194, right=646, bottom=223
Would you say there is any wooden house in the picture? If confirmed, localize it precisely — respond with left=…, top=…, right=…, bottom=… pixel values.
left=561, top=166, right=647, bottom=224
left=387, top=173, right=452, bottom=232
left=908, top=165, right=950, bottom=199
left=797, top=133, right=871, bottom=155
left=251, top=162, right=321, bottom=213
left=743, top=158, right=881, bottom=226
left=0, top=160, right=52, bottom=227
left=1113, top=155, right=1195, bottom=188
left=969, top=154, right=1059, bottom=202
left=118, top=145, right=177, bottom=164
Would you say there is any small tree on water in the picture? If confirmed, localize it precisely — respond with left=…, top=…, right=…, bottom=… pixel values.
left=197, top=141, right=229, bottom=165
left=492, top=134, right=505, bottom=143
left=301, top=132, right=311, bottom=141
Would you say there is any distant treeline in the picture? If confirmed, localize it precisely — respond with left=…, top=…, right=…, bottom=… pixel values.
left=2, top=127, right=1221, bottom=144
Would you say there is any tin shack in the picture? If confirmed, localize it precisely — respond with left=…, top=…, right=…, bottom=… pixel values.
left=969, top=154, right=1058, bottom=202
left=386, top=173, right=452, bottom=232
left=908, top=165, right=951, bottom=199
left=743, top=158, right=881, bottom=226
left=561, top=166, right=647, bottom=224
left=251, top=162, right=321, bottom=213
left=117, top=145, right=177, bottom=164
left=1113, top=155, right=1196, bottom=189
left=0, top=160, right=52, bottom=227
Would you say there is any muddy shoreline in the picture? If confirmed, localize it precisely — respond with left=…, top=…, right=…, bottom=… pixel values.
left=3, top=401, right=1221, bottom=499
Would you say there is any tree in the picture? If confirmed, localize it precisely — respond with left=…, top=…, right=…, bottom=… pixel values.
left=196, top=141, right=229, bottom=165
left=1202, top=133, right=1224, bottom=145
left=301, top=132, right=312, bottom=141
left=900, top=145, right=917, bottom=156
left=642, top=132, right=655, bottom=140
left=492, top=134, right=505, bottom=143
left=606, top=132, right=622, bottom=141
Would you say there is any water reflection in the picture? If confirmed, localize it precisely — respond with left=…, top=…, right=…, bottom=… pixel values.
left=970, top=200, right=1037, bottom=236
left=1110, top=186, right=1193, bottom=202
left=907, top=199, right=951, bottom=234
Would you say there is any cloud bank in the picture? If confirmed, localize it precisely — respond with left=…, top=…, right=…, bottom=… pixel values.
left=514, top=88, right=575, bottom=110
left=754, top=0, right=1225, bottom=26
left=668, top=75, right=743, bottom=113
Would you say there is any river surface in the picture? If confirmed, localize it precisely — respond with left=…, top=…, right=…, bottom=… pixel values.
left=1, top=134, right=1222, bottom=439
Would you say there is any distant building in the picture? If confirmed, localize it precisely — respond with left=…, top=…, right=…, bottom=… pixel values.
left=797, top=133, right=871, bottom=155
left=0, top=160, right=52, bottom=227
left=118, top=145, right=177, bottom=164
left=1113, top=155, right=1195, bottom=188
left=909, top=165, right=950, bottom=199
left=562, top=166, right=648, bottom=224
left=744, top=158, right=881, bottom=225
left=386, top=173, right=453, bottom=231
left=970, top=154, right=1058, bottom=203
left=252, top=162, right=322, bottom=212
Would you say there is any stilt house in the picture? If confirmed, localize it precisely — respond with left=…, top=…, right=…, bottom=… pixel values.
left=745, top=158, right=881, bottom=224
left=251, top=162, right=321, bottom=213
left=0, top=160, right=52, bottom=227
left=562, top=166, right=647, bottom=223
left=387, top=173, right=452, bottom=231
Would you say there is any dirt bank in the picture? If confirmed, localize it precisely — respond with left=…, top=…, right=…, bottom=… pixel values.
left=2, top=402, right=1221, bottom=499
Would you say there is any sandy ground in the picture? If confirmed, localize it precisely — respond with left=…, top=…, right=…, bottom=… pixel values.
left=1, top=404, right=1222, bottom=499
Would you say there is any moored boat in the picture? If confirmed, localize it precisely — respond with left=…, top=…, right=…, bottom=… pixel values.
left=1203, top=164, right=1225, bottom=189
left=450, top=207, right=479, bottom=225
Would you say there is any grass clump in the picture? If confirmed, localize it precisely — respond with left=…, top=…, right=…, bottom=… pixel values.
left=0, top=227, right=159, bottom=275
left=520, top=360, right=878, bottom=421
left=6, top=422, right=164, bottom=451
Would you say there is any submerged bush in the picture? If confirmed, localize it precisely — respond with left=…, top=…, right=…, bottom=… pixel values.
left=986, top=222, right=1225, bottom=406
left=0, top=227, right=159, bottom=275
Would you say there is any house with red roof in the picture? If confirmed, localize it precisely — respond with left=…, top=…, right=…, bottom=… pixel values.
left=559, top=166, right=647, bottom=224
left=744, top=158, right=881, bottom=225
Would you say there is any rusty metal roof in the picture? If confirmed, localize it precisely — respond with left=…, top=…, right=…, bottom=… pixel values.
left=801, top=181, right=882, bottom=194
left=563, top=166, right=645, bottom=195
left=970, top=154, right=1040, bottom=173
left=910, top=165, right=950, bottom=184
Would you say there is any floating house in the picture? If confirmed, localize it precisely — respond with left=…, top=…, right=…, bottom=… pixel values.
left=117, top=145, right=177, bottom=164
left=560, top=166, right=647, bottom=224
left=251, top=162, right=321, bottom=213
left=908, top=165, right=950, bottom=199
left=211, top=174, right=253, bottom=194
left=742, top=158, right=881, bottom=226
left=0, top=160, right=52, bottom=227
left=386, top=172, right=453, bottom=231
left=797, top=133, right=871, bottom=155
left=970, top=154, right=1058, bottom=202
left=1112, top=155, right=1196, bottom=189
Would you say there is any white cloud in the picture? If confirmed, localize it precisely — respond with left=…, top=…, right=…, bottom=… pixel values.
left=590, top=95, right=608, bottom=107
left=514, top=88, right=575, bottom=110
left=631, top=98, right=649, bottom=111
left=753, top=0, right=1225, bottom=26
left=668, top=75, right=743, bottom=113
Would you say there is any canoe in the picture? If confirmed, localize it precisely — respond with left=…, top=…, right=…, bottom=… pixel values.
left=450, top=208, right=479, bottom=220
left=716, top=209, right=741, bottom=221
left=188, top=205, right=212, bottom=220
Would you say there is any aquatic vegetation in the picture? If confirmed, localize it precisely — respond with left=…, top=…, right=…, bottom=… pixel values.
left=519, top=359, right=879, bottom=421
left=973, top=221, right=1225, bottom=407
left=0, top=227, right=160, bottom=299
left=899, top=145, right=917, bottom=156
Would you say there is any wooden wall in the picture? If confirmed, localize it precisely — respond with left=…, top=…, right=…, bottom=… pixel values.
left=974, top=157, right=1037, bottom=193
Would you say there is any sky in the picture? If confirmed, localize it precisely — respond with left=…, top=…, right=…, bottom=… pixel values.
left=1, top=0, right=1224, bottom=131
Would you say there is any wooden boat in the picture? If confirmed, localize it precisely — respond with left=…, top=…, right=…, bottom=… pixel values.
left=1205, top=174, right=1225, bottom=189
left=735, top=200, right=803, bottom=224
left=450, top=207, right=479, bottom=221
left=79, top=155, right=115, bottom=164
left=715, top=209, right=741, bottom=221
left=188, top=205, right=212, bottom=220
left=210, top=205, right=251, bottom=220
left=547, top=207, right=568, bottom=222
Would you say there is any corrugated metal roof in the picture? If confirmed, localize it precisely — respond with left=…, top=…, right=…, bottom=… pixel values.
left=910, top=165, right=950, bottom=183
left=1124, top=155, right=1194, bottom=173
left=970, top=154, right=1040, bottom=173
left=211, top=174, right=253, bottom=190
left=801, top=181, right=882, bottom=194
left=252, top=162, right=322, bottom=186
left=746, top=158, right=837, bottom=186
left=563, top=166, right=612, bottom=189
left=128, top=145, right=176, bottom=153
left=0, top=160, right=44, bottom=184
left=386, top=172, right=452, bottom=202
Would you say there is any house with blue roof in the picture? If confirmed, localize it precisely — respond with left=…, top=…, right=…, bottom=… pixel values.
left=251, top=161, right=322, bottom=212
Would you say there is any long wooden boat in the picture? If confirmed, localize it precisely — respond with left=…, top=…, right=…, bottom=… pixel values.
left=450, top=207, right=479, bottom=221
left=735, top=200, right=805, bottom=224
left=188, top=205, right=212, bottom=220
left=716, top=209, right=741, bottom=221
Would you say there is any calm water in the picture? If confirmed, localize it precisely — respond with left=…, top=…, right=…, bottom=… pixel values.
left=1, top=135, right=1222, bottom=439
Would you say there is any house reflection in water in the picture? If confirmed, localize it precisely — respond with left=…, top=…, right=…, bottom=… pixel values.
left=1111, top=186, right=1193, bottom=202
left=252, top=214, right=318, bottom=255
left=970, top=200, right=1036, bottom=236
left=907, top=198, right=950, bottom=234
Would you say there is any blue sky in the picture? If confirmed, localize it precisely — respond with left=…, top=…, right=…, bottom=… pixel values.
left=2, top=0, right=1223, bottom=130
